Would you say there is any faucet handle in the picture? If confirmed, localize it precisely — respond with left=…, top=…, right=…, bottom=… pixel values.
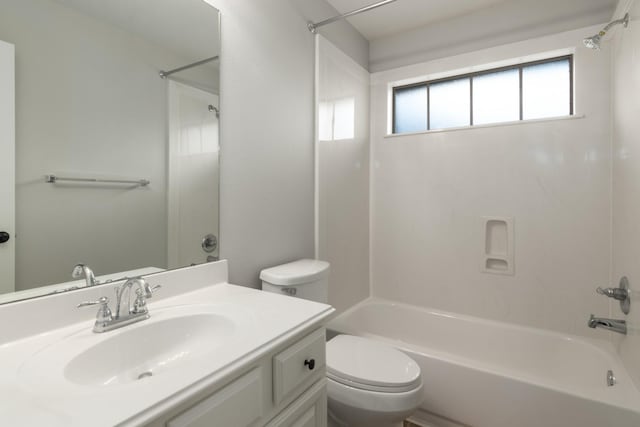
left=143, top=282, right=161, bottom=298
left=132, top=289, right=148, bottom=314
left=596, top=278, right=631, bottom=315
left=77, top=296, right=113, bottom=324
left=596, top=286, right=629, bottom=301
left=597, top=287, right=613, bottom=296
left=77, top=296, right=109, bottom=308
left=132, top=284, right=161, bottom=314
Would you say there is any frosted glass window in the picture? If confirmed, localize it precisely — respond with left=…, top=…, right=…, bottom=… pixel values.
left=333, top=97, right=355, bottom=140
left=393, top=85, right=427, bottom=133
left=473, top=69, right=520, bottom=125
left=523, top=59, right=571, bottom=120
left=391, top=55, right=573, bottom=134
left=429, top=78, right=470, bottom=130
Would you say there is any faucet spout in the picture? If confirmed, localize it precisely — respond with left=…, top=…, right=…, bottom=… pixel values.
left=78, top=277, right=161, bottom=333
left=114, top=277, right=159, bottom=319
left=72, top=263, right=97, bottom=287
left=588, top=314, right=627, bottom=335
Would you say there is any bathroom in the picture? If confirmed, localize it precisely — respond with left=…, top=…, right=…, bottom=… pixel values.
left=0, top=0, right=639, bottom=425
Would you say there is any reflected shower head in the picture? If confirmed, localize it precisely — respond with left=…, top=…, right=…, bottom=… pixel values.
left=583, top=13, right=630, bottom=50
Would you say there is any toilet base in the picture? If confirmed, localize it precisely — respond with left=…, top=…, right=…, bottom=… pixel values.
left=326, top=377, right=423, bottom=427
left=328, top=393, right=417, bottom=427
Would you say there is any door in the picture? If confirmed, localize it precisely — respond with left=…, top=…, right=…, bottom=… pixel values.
left=167, top=81, right=219, bottom=268
left=0, top=40, right=15, bottom=293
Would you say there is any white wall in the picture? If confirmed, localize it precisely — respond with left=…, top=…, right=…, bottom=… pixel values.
left=0, top=0, right=216, bottom=290
left=293, top=0, right=370, bottom=71
left=316, top=36, right=370, bottom=312
left=205, top=0, right=369, bottom=288
left=370, top=25, right=612, bottom=337
left=611, top=0, right=640, bottom=389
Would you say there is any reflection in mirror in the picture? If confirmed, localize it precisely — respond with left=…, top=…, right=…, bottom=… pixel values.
left=0, top=0, right=220, bottom=304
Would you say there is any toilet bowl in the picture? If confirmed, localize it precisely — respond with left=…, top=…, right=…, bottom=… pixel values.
left=260, top=260, right=423, bottom=426
left=326, top=335, right=423, bottom=427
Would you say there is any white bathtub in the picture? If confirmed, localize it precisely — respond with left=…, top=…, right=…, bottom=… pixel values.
left=327, top=298, right=640, bottom=427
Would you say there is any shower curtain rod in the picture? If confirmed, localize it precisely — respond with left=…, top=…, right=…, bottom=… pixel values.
left=307, top=0, right=397, bottom=33
left=159, top=55, right=219, bottom=79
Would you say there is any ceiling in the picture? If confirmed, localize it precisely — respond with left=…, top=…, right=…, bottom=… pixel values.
left=325, top=0, right=511, bottom=40
left=325, top=0, right=618, bottom=41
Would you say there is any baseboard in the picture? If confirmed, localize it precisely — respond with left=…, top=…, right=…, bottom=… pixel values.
left=406, top=409, right=470, bottom=427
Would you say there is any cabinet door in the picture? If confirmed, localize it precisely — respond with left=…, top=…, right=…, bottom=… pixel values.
left=166, top=367, right=263, bottom=427
left=289, top=406, right=317, bottom=427
left=266, top=379, right=327, bottom=427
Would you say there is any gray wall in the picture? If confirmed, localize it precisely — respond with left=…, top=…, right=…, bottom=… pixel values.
left=207, top=0, right=368, bottom=287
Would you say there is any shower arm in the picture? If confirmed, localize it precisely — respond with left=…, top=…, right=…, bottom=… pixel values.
left=597, top=13, right=630, bottom=37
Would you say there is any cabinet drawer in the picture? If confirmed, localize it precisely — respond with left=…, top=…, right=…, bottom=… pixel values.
left=166, top=367, right=263, bottom=427
left=273, top=329, right=325, bottom=404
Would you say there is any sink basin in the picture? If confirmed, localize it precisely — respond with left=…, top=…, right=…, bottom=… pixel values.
left=19, top=304, right=252, bottom=392
left=65, top=313, right=234, bottom=386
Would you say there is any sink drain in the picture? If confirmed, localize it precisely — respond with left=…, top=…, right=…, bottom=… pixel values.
left=137, top=371, right=153, bottom=380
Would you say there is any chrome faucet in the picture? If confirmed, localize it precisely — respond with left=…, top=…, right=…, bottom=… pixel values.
left=72, top=263, right=97, bottom=287
left=588, top=314, right=627, bottom=335
left=114, top=277, right=159, bottom=319
left=78, top=276, right=160, bottom=333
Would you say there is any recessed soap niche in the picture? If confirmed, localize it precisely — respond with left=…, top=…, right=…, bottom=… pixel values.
left=482, top=216, right=514, bottom=276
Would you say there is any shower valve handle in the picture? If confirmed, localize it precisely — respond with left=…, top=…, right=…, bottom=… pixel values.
left=596, top=286, right=628, bottom=301
left=596, top=277, right=631, bottom=315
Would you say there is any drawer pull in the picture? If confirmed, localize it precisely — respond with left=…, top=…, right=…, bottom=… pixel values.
left=304, top=359, right=316, bottom=370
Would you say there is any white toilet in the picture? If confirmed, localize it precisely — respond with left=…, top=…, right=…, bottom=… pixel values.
left=260, top=259, right=424, bottom=427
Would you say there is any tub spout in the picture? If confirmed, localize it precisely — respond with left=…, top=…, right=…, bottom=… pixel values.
left=588, top=314, right=627, bottom=335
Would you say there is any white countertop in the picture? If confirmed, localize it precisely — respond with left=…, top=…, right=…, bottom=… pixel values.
left=0, top=262, right=334, bottom=426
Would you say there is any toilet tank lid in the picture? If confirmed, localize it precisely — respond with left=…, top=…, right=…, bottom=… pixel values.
left=260, top=259, right=330, bottom=286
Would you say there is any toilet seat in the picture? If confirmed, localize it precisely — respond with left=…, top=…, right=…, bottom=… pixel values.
left=326, top=335, right=422, bottom=393
left=327, top=376, right=424, bottom=416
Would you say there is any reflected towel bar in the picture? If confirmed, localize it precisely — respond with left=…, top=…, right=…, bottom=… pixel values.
left=45, top=175, right=150, bottom=187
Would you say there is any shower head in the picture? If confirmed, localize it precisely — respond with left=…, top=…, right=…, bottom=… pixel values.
left=583, top=13, right=630, bottom=50
left=208, top=104, right=219, bottom=118
left=583, top=32, right=604, bottom=50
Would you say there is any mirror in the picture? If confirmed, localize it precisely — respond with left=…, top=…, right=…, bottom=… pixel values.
left=0, top=0, right=221, bottom=303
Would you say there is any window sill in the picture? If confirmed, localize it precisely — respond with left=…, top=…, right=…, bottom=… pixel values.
left=385, top=114, right=585, bottom=139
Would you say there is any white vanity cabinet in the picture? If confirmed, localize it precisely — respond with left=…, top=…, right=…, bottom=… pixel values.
left=0, top=263, right=335, bottom=427
left=146, top=328, right=328, bottom=427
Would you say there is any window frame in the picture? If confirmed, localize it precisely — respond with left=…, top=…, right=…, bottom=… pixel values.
left=391, top=54, right=574, bottom=134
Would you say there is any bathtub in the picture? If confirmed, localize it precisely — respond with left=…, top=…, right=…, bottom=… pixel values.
left=327, top=298, right=640, bottom=427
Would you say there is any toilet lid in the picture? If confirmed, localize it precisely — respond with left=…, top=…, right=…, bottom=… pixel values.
left=326, top=335, right=422, bottom=393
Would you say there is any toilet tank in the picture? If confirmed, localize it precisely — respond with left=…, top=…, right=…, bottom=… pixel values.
left=260, top=259, right=330, bottom=303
